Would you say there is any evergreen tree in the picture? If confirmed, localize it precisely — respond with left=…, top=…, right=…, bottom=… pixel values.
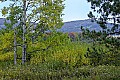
left=87, top=0, right=120, bottom=32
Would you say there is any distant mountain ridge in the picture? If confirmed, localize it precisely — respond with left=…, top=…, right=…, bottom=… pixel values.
left=0, top=18, right=6, bottom=29
left=0, top=18, right=118, bottom=32
left=60, top=19, right=102, bottom=32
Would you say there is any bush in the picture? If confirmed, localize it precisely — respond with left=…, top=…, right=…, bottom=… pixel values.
left=85, top=37, right=120, bottom=66
left=0, top=65, right=119, bottom=80
left=30, top=42, right=89, bottom=69
left=30, top=33, right=90, bottom=69
left=0, top=52, right=14, bottom=61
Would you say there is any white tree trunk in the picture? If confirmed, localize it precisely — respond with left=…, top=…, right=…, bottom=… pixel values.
left=22, top=0, right=27, bottom=64
left=14, top=29, right=17, bottom=65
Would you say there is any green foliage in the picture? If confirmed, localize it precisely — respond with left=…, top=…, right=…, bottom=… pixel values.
left=0, top=65, right=120, bottom=80
left=85, top=37, right=120, bottom=66
left=0, top=31, right=22, bottom=63
left=30, top=33, right=89, bottom=69
left=87, top=0, right=120, bottom=31
left=85, top=43, right=107, bottom=66
left=0, top=52, right=14, bottom=61
left=1, top=0, right=65, bottom=64
left=0, top=0, right=120, bottom=77
left=0, top=31, right=14, bottom=53
left=0, top=28, right=120, bottom=79
left=104, top=38, right=120, bottom=66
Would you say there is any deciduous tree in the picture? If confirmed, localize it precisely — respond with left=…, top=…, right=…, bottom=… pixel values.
left=1, top=0, right=64, bottom=64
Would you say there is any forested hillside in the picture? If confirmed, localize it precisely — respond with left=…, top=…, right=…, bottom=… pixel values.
left=0, top=18, right=119, bottom=32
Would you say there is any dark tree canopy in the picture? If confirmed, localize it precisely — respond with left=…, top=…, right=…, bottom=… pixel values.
left=87, top=0, right=120, bottom=32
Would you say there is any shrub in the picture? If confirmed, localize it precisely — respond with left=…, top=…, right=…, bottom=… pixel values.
left=0, top=65, right=119, bottom=80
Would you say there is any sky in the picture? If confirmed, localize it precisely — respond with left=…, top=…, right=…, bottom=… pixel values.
left=63, top=0, right=91, bottom=22
left=0, top=0, right=91, bottom=22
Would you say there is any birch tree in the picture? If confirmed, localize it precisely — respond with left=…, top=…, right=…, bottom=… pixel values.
left=1, top=0, right=64, bottom=64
